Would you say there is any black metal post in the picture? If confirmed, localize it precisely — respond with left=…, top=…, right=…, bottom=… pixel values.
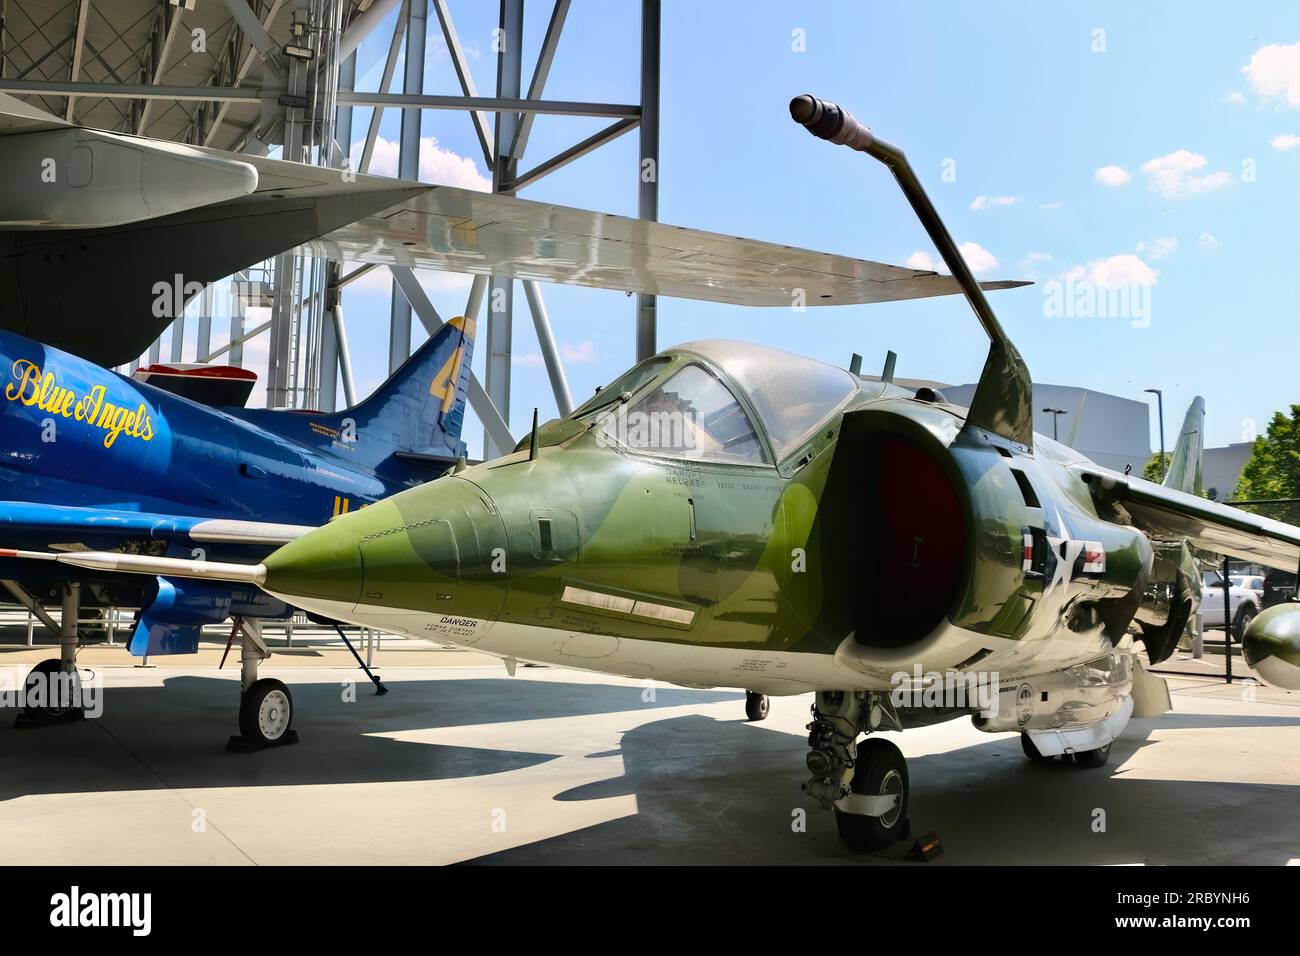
left=1222, top=555, right=1233, bottom=683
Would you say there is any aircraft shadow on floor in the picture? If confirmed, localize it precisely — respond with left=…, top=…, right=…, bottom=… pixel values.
left=0, top=674, right=739, bottom=799
left=466, top=710, right=1300, bottom=866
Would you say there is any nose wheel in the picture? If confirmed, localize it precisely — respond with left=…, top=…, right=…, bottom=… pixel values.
left=744, top=691, right=769, bottom=721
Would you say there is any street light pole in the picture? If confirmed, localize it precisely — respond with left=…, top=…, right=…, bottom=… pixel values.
left=1042, top=407, right=1067, bottom=441
left=1144, top=388, right=1165, bottom=481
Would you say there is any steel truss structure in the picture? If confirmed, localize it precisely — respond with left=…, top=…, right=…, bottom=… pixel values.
left=0, top=0, right=662, bottom=456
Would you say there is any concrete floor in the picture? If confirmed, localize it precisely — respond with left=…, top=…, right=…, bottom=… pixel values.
left=1, top=649, right=1298, bottom=865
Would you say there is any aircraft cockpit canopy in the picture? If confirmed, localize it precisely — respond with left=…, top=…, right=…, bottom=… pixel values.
left=573, top=340, right=858, bottom=465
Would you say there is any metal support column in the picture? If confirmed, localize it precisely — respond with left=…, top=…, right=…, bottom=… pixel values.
left=635, top=0, right=660, bottom=361
left=320, top=266, right=341, bottom=411
left=485, top=0, right=524, bottom=458
left=523, top=279, right=573, bottom=415
left=388, top=0, right=425, bottom=373
left=169, top=316, right=185, bottom=362
left=196, top=283, right=213, bottom=362
left=228, top=271, right=247, bottom=367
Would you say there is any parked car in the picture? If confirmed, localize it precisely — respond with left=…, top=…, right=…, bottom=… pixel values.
left=1262, top=569, right=1298, bottom=609
left=1200, top=570, right=1261, bottom=641
left=1230, top=574, right=1265, bottom=604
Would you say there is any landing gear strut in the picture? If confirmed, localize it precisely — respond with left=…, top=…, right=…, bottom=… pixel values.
left=227, top=619, right=297, bottom=751
left=17, top=582, right=85, bottom=727
left=803, top=690, right=910, bottom=852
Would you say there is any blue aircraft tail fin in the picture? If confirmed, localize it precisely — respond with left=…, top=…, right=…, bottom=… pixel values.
left=333, top=315, right=475, bottom=463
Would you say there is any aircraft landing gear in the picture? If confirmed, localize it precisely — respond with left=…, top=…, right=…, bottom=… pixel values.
left=835, top=737, right=909, bottom=851
left=16, top=583, right=85, bottom=727
left=238, top=678, right=295, bottom=748
left=227, top=619, right=297, bottom=751
left=1021, top=732, right=1111, bottom=767
left=803, top=690, right=910, bottom=852
left=745, top=691, right=769, bottom=721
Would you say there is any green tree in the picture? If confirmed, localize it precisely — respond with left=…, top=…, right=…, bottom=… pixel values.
left=1234, top=405, right=1300, bottom=525
left=1142, top=451, right=1214, bottom=498
left=1142, top=452, right=1170, bottom=483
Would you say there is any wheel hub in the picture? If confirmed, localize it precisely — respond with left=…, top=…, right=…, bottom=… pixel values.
left=259, top=690, right=290, bottom=740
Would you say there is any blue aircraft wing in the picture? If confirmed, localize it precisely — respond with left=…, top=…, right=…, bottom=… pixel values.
left=0, top=501, right=314, bottom=551
left=0, top=502, right=312, bottom=657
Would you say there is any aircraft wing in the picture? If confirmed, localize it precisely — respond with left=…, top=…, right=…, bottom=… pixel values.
left=0, top=95, right=1029, bottom=363
left=0, top=501, right=313, bottom=553
left=305, top=185, right=1031, bottom=308
left=1077, top=467, right=1300, bottom=571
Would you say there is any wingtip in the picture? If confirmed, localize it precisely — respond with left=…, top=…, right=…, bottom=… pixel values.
left=978, top=279, right=1035, bottom=291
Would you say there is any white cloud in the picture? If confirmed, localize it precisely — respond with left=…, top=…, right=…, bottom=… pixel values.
left=1038, top=201, right=1063, bottom=211
left=959, top=242, right=998, bottom=274
left=350, top=135, right=491, bottom=191
left=1094, top=165, right=1131, bottom=187
left=970, top=194, right=1021, bottom=211
left=1026, top=251, right=1053, bottom=262
left=1242, top=40, right=1300, bottom=108
left=561, top=340, right=598, bottom=363
left=1135, top=236, right=1178, bottom=260
left=905, top=244, right=998, bottom=275
left=1271, top=133, right=1300, bottom=151
left=513, top=341, right=599, bottom=367
left=1063, top=254, right=1158, bottom=287
left=1140, top=150, right=1233, bottom=198
left=1223, top=91, right=1247, bottom=105
left=1197, top=232, right=1220, bottom=251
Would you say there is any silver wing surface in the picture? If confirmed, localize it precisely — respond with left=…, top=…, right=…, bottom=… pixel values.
left=306, top=185, right=1030, bottom=308
left=1078, top=466, right=1300, bottom=571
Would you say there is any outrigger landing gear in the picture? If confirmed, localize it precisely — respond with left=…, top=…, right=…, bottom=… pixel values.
left=16, top=582, right=85, bottom=727
left=803, top=690, right=910, bottom=852
left=1020, top=732, right=1111, bottom=767
left=226, top=619, right=298, bottom=751
left=745, top=691, right=769, bottom=721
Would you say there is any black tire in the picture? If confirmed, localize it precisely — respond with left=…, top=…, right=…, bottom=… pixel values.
left=835, top=737, right=909, bottom=852
left=1073, top=741, right=1111, bottom=768
left=1233, top=605, right=1257, bottom=643
left=745, top=691, right=769, bottom=721
left=1021, top=733, right=1054, bottom=763
left=23, top=658, right=81, bottom=721
left=239, top=678, right=294, bottom=746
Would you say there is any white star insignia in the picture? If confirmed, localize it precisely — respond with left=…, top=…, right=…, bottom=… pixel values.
left=1045, top=508, right=1084, bottom=593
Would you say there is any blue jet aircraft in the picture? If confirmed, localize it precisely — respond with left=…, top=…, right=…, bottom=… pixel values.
left=0, top=315, right=474, bottom=685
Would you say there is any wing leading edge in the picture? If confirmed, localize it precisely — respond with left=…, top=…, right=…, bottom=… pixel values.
left=307, top=185, right=1031, bottom=308
left=1078, top=467, right=1300, bottom=572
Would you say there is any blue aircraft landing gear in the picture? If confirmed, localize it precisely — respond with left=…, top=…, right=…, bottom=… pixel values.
left=15, top=583, right=86, bottom=728
left=226, top=619, right=298, bottom=752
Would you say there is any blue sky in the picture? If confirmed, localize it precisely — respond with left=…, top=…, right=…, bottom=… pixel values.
left=315, top=1, right=1297, bottom=457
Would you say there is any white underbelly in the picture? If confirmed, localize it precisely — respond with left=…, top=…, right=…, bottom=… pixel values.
left=276, top=595, right=1115, bottom=695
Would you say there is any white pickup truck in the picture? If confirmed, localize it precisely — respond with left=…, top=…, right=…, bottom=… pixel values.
left=1200, top=570, right=1261, bottom=640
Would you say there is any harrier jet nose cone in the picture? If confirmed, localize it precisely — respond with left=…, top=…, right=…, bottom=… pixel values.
left=1243, top=603, right=1300, bottom=690
left=263, top=519, right=364, bottom=606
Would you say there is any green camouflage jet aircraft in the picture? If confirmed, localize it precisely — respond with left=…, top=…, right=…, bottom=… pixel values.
left=26, top=96, right=1300, bottom=853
